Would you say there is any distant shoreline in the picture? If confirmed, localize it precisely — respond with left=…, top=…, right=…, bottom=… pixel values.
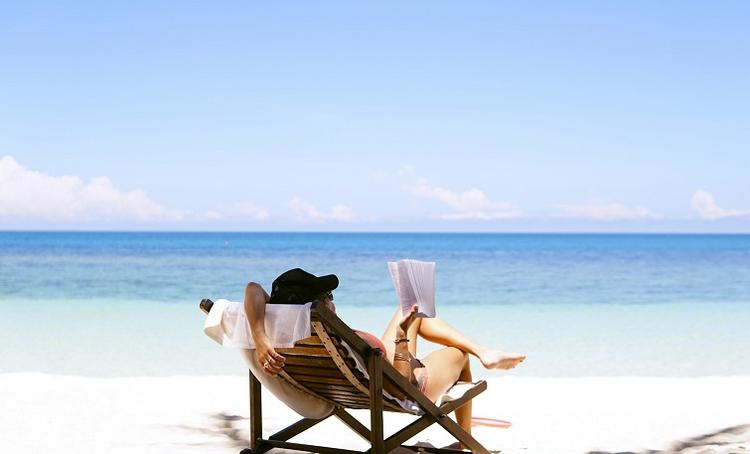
left=1, top=230, right=749, bottom=235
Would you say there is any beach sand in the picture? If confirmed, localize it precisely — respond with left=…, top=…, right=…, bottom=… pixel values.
left=3, top=374, right=749, bottom=454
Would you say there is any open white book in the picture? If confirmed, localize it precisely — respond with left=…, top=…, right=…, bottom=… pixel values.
left=388, top=259, right=436, bottom=318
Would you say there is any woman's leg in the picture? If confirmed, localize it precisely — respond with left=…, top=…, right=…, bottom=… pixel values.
left=417, top=317, right=483, bottom=356
left=421, top=347, right=473, bottom=436
left=381, top=308, right=422, bottom=362
left=383, top=311, right=476, bottom=444
left=417, top=317, right=526, bottom=369
left=383, top=308, right=525, bottom=370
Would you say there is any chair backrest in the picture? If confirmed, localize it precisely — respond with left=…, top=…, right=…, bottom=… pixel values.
left=275, top=302, right=418, bottom=413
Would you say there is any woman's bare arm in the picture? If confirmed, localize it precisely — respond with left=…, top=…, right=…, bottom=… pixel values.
left=244, top=282, right=285, bottom=375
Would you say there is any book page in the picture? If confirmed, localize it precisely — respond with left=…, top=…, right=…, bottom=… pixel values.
left=388, top=259, right=436, bottom=318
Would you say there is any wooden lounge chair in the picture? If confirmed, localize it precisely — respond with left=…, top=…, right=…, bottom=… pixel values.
left=237, top=301, right=492, bottom=454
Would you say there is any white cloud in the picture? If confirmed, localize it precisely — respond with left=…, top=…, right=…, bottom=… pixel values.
left=0, top=155, right=183, bottom=222
left=691, top=190, right=748, bottom=220
left=409, top=177, right=521, bottom=220
left=289, top=196, right=356, bottom=222
left=218, top=203, right=270, bottom=221
left=398, top=164, right=416, bottom=176
left=555, top=202, right=654, bottom=220
left=0, top=155, right=270, bottom=224
left=202, top=210, right=223, bottom=220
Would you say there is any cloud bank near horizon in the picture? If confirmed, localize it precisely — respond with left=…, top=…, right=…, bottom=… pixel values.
left=1, top=155, right=748, bottom=230
left=691, top=190, right=749, bottom=220
left=555, top=202, right=655, bottom=221
left=409, top=177, right=522, bottom=220
left=0, top=155, right=269, bottom=225
left=0, top=155, right=182, bottom=222
left=289, top=196, right=357, bottom=222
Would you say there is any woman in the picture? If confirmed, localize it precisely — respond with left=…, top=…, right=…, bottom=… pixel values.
left=243, top=281, right=526, bottom=436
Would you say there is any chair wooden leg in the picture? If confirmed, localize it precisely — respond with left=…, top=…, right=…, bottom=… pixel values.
left=269, top=416, right=328, bottom=441
left=334, top=407, right=372, bottom=442
left=249, top=370, right=263, bottom=452
left=384, top=414, right=434, bottom=451
left=433, top=415, right=490, bottom=454
left=368, top=350, right=385, bottom=454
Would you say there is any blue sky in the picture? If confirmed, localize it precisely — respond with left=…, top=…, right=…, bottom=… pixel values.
left=1, top=1, right=748, bottom=231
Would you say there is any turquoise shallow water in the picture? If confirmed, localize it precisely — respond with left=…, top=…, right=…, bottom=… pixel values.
left=1, top=232, right=749, bottom=377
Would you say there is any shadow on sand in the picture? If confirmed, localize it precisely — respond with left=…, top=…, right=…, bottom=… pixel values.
left=179, top=414, right=748, bottom=453
left=172, top=412, right=247, bottom=448
left=588, top=423, right=749, bottom=454
left=176, top=412, right=503, bottom=453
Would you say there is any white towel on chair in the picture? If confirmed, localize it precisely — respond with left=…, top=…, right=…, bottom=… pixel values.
left=203, top=299, right=312, bottom=349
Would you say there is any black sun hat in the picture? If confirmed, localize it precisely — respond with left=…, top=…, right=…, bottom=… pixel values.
left=268, top=268, right=339, bottom=305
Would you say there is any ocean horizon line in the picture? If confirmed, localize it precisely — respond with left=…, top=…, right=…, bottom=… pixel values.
left=2, top=229, right=749, bottom=235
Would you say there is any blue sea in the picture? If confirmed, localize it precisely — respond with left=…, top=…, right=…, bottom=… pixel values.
left=1, top=232, right=749, bottom=378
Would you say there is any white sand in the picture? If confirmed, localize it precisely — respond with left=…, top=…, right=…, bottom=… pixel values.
left=2, top=373, right=749, bottom=454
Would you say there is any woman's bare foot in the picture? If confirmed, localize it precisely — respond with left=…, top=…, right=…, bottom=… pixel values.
left=398, top=304, right=419, bottom=333
left=478, top=349, right=526, bottom=370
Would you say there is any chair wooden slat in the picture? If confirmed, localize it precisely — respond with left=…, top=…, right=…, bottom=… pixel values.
left=277, top=370, right=336, bottom=406
left=301, top=387, right=368, bottom=399
left=275, top=347, right=331, bottom=357
left=294, top=336, right=323, bottom=346
left=292, top=382, right=363, bottom=393
left=310, top=394, right=368, bottom=404
left=283, top=365, right=364, bottom=379
left=288, top=373, right=356, bottom=386
left=282, top=355, right=336, bottom=367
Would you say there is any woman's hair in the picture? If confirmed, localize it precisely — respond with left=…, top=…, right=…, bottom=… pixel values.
left=313, top=291, right=333, bottom=302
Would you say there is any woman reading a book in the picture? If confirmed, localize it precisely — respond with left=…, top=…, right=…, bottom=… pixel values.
left=244, top=266, right=526, bottom=437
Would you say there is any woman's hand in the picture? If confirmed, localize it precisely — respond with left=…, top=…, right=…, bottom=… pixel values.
left=255, top=335, right=286, bottom=376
